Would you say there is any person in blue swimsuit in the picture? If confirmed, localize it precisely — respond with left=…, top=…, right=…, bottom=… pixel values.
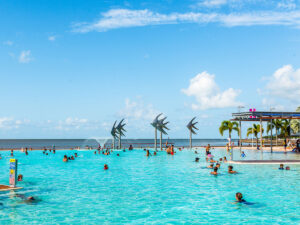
left=279, top=164, right=284, bottom=170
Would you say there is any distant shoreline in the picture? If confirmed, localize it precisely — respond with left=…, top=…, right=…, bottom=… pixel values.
left=0, top=145, right=290, bottom=152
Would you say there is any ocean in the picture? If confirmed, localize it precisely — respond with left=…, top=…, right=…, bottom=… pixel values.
left=0, top=139, right=234, bottom=149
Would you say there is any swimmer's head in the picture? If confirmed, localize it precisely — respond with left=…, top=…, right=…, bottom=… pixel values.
left=228, top=165, right=233, bottom=171
left=286, top=166, right=290, bottom=170
left=27, top=196, right=35, bottom=201
left=195, top=157, right=199, bottom=162
left=236, top=192, right=243, bottom=201
left=280, top=164, right=284, bottom=168
left=213, top=166, right=218, bottom=172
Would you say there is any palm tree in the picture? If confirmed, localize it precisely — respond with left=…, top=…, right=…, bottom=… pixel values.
left=272, top=119, right=282, bottom=146
left=267, top=121, right=276, bottom=137
left=291, top=106, right=300, bottom=134
left=219, top=121, right=239, bottom=141
left=247, top=124, right=264, bottom=147
left=281, top=119, right=291, bottom=138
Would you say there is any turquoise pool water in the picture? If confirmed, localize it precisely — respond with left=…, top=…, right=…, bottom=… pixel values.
left=0, top=148, right=299, bottom=224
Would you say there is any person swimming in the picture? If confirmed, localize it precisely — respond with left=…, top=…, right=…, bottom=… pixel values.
left=210, top=166, right=218, bottom=175
left=279, top=164, right=284, bottom=170
left=286, top=166, right=290, bottom=170
left=18, top=174, right=23, bottom=181
left=207, top=163, right=214, bottom=169
left=216, top=163, right=220, bottom=168
left=104, top=164, right=109, bottom=170
left=195, top=157, right=199, bottom=162
left=241, top=151, right=246, bottom=157
left=154, top=151, right=157, bottom=156
left=228, top=165, right=237, bottom=174
left=235, top=192, right=245, bottom=203
left=63, top=155, right=68, bottom=162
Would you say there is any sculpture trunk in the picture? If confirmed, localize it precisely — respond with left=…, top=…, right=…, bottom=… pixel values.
left=154, top=128, right=157, bottom=150
left=160, top=132, right=162, bottom=150
left=189, top=130, right=192, bottom=149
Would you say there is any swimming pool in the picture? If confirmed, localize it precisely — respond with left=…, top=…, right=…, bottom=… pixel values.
left=0, top=148, right=299, bottom=224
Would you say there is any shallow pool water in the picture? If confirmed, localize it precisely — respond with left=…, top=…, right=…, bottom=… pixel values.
left=0, top=148, right=299, bottom=224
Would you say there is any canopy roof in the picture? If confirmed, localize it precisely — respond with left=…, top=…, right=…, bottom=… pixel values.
left=231, top=111, right=300, bottom=121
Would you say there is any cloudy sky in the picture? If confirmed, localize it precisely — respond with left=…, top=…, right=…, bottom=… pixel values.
left=1, top=0, right=300, bottom=138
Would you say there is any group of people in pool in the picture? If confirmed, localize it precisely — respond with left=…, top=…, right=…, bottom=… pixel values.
left=63, top=153, right=78, bottom=162
left=279, top=164, right=290, bottom=170
left=42, top=148, right=56, bottom=155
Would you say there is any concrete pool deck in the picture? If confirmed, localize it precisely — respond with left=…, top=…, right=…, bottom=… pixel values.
left=228, top=160, right=300, bottom=164
left=0, top=185, right=23, bottom=192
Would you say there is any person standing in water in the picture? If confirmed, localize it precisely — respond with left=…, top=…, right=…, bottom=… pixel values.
left=206, top=144, right=211, bottom=156
left=146, top=150, right=152, bottom=156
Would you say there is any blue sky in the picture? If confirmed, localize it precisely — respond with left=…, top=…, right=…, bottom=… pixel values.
left=1, top=0, right=300, bottom=139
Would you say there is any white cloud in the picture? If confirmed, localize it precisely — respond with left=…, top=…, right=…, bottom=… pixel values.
left=0, top=118, right=29, bottom=129
left=3, top=40, right=13, bottom=46
left=182, top=71, right=242, bottom=110
left=197, top=0, right=228, bottom=8
left=72, top=8, right=300, bottom=33
left=48, top=35, right=57, bottom=41
left=55, top=117, right=98, bottom=131
left=119, top=97, right=159, bottom=120
left=263, top=64, right=300, bottom=102
left=277, top=0, right=296, bottom=10
left=19, top=50, right=33, bottom=63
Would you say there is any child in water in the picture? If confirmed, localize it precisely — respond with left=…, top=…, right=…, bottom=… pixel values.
left=228, top=165, right=237, bottom=174
left=235, top=192, right=245, bottom=203
left=279, top=164, right=284, bottom=170
left=210, top=166, right=218, bottom=175
left=18, top=174, right=23, bottom=181
left=104, top=164, right=109, bottom=170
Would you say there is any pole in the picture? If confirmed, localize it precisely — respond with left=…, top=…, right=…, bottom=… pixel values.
left=260, top=118, right=263, bottom=150
left=160, top=131, right=162, bottom=150
left=239, top=119, right=242, bottom=151
left=112, top=137, right=115, bottom=149
left=119, top=133, right=121, bottom=149
left=252, top=125, right=254, bottom=148
left=190, top=130, right=192, bottom=149
left=270, top=118, right=273, bottom=153
left=154, top=128, right=157, bottom=150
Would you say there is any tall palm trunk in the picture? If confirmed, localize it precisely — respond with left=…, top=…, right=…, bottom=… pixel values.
left=256, top=135, right=258, bottom=147
left=276, top=129, right=278, bottom=146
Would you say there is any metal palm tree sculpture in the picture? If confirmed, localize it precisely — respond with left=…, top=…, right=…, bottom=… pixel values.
left=111, top=120, right=118, bottom=149
left=116, top=119, right=126, bottom=149
left=157, top=117, right=169, bottom=150
left=187, top=117, right=198, bottom=149
left=151, top=113, right=162, bottom=150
